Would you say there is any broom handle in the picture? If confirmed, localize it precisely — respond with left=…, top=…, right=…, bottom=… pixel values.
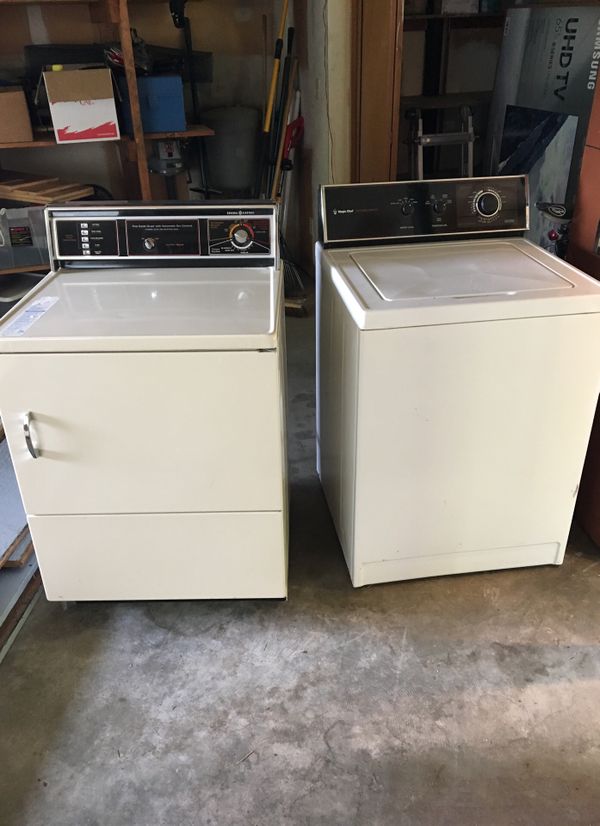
left=262, top=0, right=289, bottom=133
left=271, top=58, right=298, bottom=199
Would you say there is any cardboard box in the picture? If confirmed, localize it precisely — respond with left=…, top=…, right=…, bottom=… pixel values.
left=485, top=7, right=600, bottom=250
left=43, top=68, right=120, bottom=144
left=0, top=88, right=33, bottom=143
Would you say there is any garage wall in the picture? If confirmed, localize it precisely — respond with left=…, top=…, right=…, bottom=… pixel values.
left=290, top=0, right=352, bottom=268
left=130, top=0, right=276, bottom=112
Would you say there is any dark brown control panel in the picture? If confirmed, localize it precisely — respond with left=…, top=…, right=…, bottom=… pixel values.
left=321, top=176, right=529, bottom=246
left=48, top=203, right=277, bottom=264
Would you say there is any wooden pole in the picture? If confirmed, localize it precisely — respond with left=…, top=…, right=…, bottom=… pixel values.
left=118, top=0, right=151, bottom=200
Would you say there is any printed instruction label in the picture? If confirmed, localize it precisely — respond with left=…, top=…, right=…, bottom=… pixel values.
left=9, top=225, right=33, bottom=247
left=1, top=296, right=59, bottom=338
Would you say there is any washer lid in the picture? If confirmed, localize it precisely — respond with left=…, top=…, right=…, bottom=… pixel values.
left=0, top=266, right=281, bottom=353
left=324, top=238, right=600, bottom=330
left=351, top=242, right=574, bottom=301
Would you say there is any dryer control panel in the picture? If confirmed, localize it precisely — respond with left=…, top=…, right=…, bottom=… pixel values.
left=47, top=202, right=278, bottom=266
left=321, top=175, right=529, bottom=246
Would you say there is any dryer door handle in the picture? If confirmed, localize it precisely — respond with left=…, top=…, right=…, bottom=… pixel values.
left=23, top=412, right=39, bottom=459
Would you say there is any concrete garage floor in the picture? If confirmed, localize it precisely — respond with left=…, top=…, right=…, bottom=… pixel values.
left=1, top=312, right=600, bottom=826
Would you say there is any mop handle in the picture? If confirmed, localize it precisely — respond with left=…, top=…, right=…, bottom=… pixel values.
left=262, top=0, right=289, bottom=133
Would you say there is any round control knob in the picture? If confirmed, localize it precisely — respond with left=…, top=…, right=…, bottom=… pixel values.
left=432, top=201, right=446, bottom=215
left=229, top=223, right=254, bottom=249
left=233, top=227, right=251, bottom=246
left=401, top=201, right=414, bottom=216
left=143, top=237, right=156, bottom=251
left=475, top=191, right=501, bottom=218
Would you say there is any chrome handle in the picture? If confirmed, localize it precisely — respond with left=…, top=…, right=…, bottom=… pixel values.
left=23, top=412, right=39, bottom=459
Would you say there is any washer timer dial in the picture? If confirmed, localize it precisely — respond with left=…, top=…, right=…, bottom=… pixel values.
left=474, top=190, right=502, bottom=219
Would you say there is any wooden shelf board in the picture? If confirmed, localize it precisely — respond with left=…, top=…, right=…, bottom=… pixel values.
left=405, top=12, right=504, bottom=20
left=0, top=135, right=60, bottom=150
left=0, top=0, right=102, bottom=4
left=401, top=91, right=493, bottom=109
left=0, top=554, right=38, bottom=633
left=404, top=12, right=504, bottom=30
left=0, top=125, right=215, bottom=151
left=0, top=569, right=41, bottom=666
left=140, top=125, right=216, bottom=140
left=0, top=264, right=48, bottom=277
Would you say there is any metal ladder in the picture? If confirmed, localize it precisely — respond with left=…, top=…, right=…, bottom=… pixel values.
left=407, top=105, right=475, bottom=180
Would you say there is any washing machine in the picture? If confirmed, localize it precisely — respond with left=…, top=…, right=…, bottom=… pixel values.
left=316, top=175, right=600, bottom=587
left=0, top=202, right=288, bottom=601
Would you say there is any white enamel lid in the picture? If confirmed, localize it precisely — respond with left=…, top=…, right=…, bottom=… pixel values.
left=350, top=242, right=574, bottom=301
left=323, top=238, right=600, bottom=330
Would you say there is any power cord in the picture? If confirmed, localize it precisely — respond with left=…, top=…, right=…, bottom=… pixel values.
left=322, top=0, right=336, bottom=184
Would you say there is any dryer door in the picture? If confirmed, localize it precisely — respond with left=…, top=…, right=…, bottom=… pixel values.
left=0, top=350, right=285, bottom=515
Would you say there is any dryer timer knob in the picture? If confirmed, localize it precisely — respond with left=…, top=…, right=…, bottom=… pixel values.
left=230, top=224, right=254, bottom=249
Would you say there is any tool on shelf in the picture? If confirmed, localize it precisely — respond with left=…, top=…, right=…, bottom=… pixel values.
left=276, top=90, right=306, bottom=315
left=148, top=140, right=185, bottom=199
left=270, top=59, right=298, bottom=199
left=277, top=111, right=304, bottom=201
left=268, top=26, right=295, bottom=194
left=169, top=0, right=209, bottom=197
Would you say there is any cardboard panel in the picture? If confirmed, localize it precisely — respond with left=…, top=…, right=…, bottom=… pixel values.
left=43, top=69, right=119, bottom=143
left=44, top=68, right=113, bottom=104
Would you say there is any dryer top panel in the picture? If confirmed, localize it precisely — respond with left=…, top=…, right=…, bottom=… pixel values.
left=45, top=201, right=278, bottom=268
left=0, top=266, right=281, bottom=353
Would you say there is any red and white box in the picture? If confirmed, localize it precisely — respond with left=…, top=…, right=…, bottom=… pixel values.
left=43, top=68, right=120, bottom=144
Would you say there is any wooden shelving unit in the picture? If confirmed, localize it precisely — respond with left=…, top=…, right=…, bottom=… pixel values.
left=0, top=0, right=215, bottom=197
left=0, top=0, right=216, bottom=279
left=401, top=8, right=505, bottom=179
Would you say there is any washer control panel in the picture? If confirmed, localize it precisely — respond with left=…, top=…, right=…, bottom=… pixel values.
left=48, top=203, right=277, bottom=264
left=321, top=176, right=528, bottom=246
